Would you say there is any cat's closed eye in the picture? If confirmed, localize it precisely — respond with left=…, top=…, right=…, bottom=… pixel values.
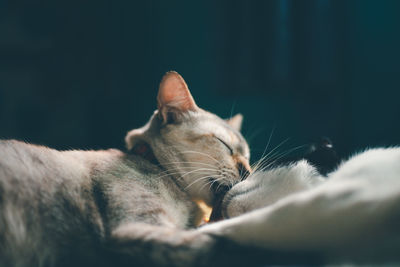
left=215, top=137, right=233, bottom=155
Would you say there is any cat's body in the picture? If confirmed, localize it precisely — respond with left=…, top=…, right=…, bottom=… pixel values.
left=0, top=140, right=200, bottom=266
left=0, top=72, right=255, bottom=267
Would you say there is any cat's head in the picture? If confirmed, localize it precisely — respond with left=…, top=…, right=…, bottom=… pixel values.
left=125, top=71, right=251, bottom=205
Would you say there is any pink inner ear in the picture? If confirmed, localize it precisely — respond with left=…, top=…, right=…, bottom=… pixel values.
left=132, top=142, right=158, bottom=164
left=157, top=72, right=197, bottom=112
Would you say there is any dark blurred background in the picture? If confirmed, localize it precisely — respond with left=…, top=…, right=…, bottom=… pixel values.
left=1, top=0, right=400, bottom=162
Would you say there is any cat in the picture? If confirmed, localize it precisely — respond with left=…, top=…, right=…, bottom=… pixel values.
left=0, top=71, right=256, bottom=267
left=203, top=147, right=400, bottom=264
left=3, top=71, right=398, bottom=266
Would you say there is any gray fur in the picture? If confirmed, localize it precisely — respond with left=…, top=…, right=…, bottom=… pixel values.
left=0, top=72, right=252, bottom=267
left=0, top=140, right=202, bottom=266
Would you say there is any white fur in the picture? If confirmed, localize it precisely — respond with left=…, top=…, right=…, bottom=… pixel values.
left=223, top=160, right=323, bottom=218
left=200, top=148, right=400, bottom=262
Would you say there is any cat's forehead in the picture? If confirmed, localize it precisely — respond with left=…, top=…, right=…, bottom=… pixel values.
left=204, top=121, right=238, bottom=141
left=194, top=112, right=243, bottom=144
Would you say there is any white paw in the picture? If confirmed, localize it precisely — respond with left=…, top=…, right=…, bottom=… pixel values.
left=222, top=160, right=323, bottom=218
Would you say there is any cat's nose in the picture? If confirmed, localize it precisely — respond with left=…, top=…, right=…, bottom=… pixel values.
left=235, top=156, right=252, bottom=181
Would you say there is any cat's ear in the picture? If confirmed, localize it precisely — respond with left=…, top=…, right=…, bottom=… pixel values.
left=157, top=71, right=198, bottom=123
left=125, top=127, right=146, bottom=151
left=226, top=113, right=243, bottom=131
left=125, top=126, right=157, bottom=163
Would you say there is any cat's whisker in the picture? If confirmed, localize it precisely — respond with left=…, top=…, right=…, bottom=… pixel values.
left=260, top=154, right=299, bottom=172
left=185, top=176, right=212, bottom=190
left=198, top=175, right=226, bottom=191
left=221, top=168, right=237, bottom=177
left=254, top=138, right=290, bottom=171
left=254, top=149, right=287, bottom=172
left=244, top=127, right=265, bottom=145
left=185, top=174, right=225, bottom=190
left=202, top=180, right=217, bottom=192
left=158, top=165, right=238, bottom=189
left=157, top=162, right=219, bottom=171
left=209, top=175, right=226, bottom=189
left=252, top=137, right=290, bottom=173
left=157, top=166, right=218, bottom=176
left=212, top=177, right=225, bottom=192
left=258, top=144, right=308, bottom=172
left=156, top=145, right=220, bottom=164
left=175, top=168, right=218, bottom=179
left=159, top=161, right=217, bottom=168
left=185, top=178, right=209, bottom=190
left=229, top=101, right=236, bottom=119
left=151, top=144, right=223, bottom=165
left=153, top=168, right=218, bottom=181
left=253, top=146, right=286, bottom=170
left=179, top=150, right=220, bottom=164
left=252, top=125, right=276, bottom=169
left=155, top=166, right=217, bottom=175
left=216, top=177, right=232, bottom=190
left=185, top=176, right=217, bottom=190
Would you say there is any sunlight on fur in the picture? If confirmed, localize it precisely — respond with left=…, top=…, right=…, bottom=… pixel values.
left=195, top=200, right=213, bottom=224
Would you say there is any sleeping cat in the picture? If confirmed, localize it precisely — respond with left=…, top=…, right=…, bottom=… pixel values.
left=0, top=71, right=254, bottom=267
left=2, top=71, right=399, bottom=266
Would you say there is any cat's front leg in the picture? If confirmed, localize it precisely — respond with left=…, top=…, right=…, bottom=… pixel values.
left=106, top=222, right=311, bottom=267
left=108, top=222, right=265, bottom=267
left=107, top=223, right=213, bottom=267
